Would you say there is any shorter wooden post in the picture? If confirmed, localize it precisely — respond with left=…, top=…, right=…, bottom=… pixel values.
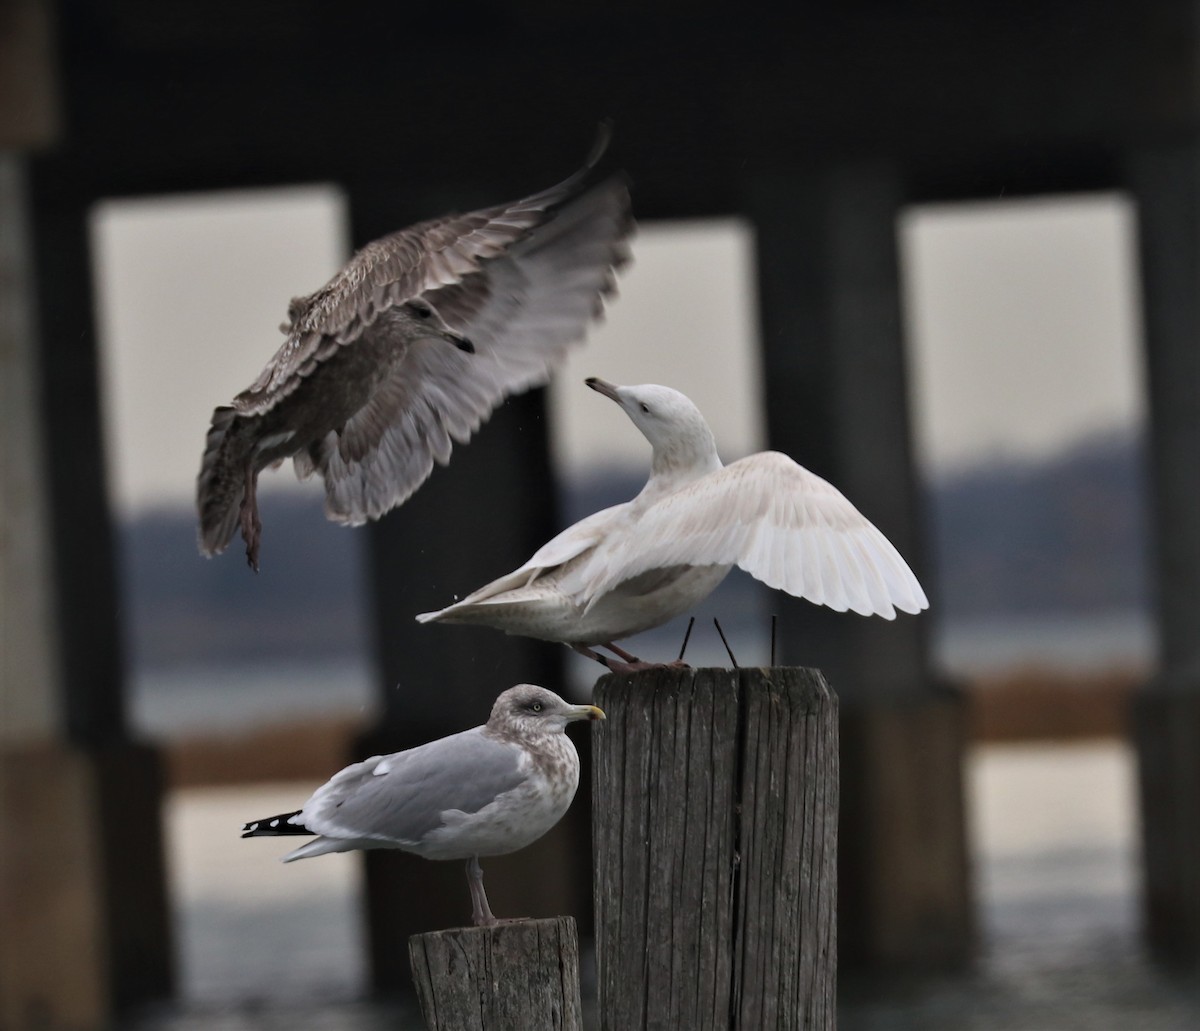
left=408, top=916, right=582, bottom=1031
left=593, top=667, right=838, bottom=1030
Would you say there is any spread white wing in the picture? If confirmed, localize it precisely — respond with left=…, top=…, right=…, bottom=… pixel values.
left=563, top=452, right=929, bottom=619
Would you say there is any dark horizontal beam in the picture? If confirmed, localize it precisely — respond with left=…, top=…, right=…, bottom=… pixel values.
left=39, top=3, right=1198, bottom=209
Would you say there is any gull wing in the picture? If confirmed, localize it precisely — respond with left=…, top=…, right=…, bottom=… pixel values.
left=307, top=177, right=632, bottom=524
left=566, top=452, right=929, bottom=619
left=233, top=127, right=623, bottom=418
left=415, top=503, right=627, bottom=619
left=296, top=728, right=528, bottom=847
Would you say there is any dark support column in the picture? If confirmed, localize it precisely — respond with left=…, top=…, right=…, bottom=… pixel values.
left=351, top=184, right=586, bottom=994
left=2, top=153, right=103, bottom=1030
left=746, top=164, right=972, bottom=970
left=26, top=165, right=126, bottom=744
left=1126, top=147, right=1200, bottom=971
left=2, top=154, right=173, bottom=1024
left=27, top=157, right=175, bottom=1009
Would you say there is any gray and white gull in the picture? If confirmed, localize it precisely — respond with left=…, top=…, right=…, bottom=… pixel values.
left=241, top=684, right=604, bottom=927
left=198, top=128, right=632, bottom=570
left=417, top=378, right=929, bottom=670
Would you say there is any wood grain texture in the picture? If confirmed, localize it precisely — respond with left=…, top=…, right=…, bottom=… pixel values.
left=408, top=916, right=582, bottom=1031
left=593, top=667, right=838, bottom=1030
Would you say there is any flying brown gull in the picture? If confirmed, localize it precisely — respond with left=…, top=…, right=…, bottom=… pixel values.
left=241, top=684, right=604, bottom=927
left=197, top=131, right=632, bottom=570
left=417, top=378, right=929, bottom=671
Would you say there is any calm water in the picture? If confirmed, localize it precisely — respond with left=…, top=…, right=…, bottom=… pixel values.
left=127, top=610, right=1153, bottom=740
left=121, top=613, right=1200, bottom=1029
left=122, top=742, right=1200, bottom=1031
left=933, top=609, right=1154, bottom=678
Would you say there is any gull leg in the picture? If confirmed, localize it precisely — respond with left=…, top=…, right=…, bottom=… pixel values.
left=466, top=856, right=497, bottom=927
left=602, top=641, right=690, bottom=671
left=571, top=643, right=616, bottom=668
left=239, top=463, right=263, bottom=572
left=602, top=641, right=644, bottom=664
left=570, top=642, right=691, bottom=674
left=572, top=641, right=690, bottom=674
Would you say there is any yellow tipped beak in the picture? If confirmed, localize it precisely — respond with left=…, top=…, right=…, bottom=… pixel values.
left=568, top=704, right=606, bottom=722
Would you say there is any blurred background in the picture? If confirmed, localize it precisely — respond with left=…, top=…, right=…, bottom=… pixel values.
left=3, top=2, right=1199, bottom=1029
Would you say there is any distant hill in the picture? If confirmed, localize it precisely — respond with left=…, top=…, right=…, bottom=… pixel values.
left=925, top=430, right=1151, bottom=618
left=117, top=429, right=1151, bottom=669
left=118, top=489, right=370, bottom=669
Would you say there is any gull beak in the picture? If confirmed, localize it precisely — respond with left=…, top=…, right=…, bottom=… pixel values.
left=566, top=703, right=606, bottom=722
left=585, top=377, right=621, bottom=403
left=451, top=332, right=475, bottom=354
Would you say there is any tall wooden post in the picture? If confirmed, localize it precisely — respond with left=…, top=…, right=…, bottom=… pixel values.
left=409, top=917, right=583, bottom=1031
left=592, top=667, right=837, bottom=1030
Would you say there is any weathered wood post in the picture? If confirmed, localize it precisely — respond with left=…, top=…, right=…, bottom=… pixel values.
left=408, top=916, right=583, bottom=1030
left=593, top=667, right=838, bottom=1030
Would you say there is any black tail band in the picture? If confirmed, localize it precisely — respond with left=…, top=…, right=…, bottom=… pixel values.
left=241, top=809, right=310, bottom=838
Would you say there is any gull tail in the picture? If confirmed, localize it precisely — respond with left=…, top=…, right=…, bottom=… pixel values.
left=416, top=594, right=518, bottom=626
left=196, top=406, right=254, bottom=558
left=416, top=563, right=549, bottom=625
left=415, top=600, right=476, bottom=624
left=241, top=809, right=351, bottom=863
left=241, top=809, right=310, bottom=838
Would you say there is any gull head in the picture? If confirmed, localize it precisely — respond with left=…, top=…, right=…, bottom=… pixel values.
left=489, top=684, right=605, bottom=736
left=586, top=377, right=721, bottom=480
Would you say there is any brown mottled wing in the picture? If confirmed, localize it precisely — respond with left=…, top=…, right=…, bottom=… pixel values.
left=309, top=175, right=633, bottom=525
left=233, top=132, right=613, bottom=418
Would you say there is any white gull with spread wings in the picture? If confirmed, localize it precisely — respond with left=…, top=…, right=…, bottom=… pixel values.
left=197, top=130, right=632, bottom=569
left=417, top=378, right=929, bottom=670
left=241, top=684, right=604, bottom=927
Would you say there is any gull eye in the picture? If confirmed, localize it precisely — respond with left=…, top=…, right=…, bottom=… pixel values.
left=530, top=701, right=543, bottom=713
left=408, top=301, right=433, bottom=319
left=639, top=402, right=650, bottom=414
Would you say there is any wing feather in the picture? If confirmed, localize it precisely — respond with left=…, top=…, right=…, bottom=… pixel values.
left=233, top=130, right=624, bottom=418
left=297, top=728, right=528, bottom=847
left=569, top=452, right=929, bottom=619
left=415, top=504, right=626, bottom=622
left=307, top=177, right=632, bottom=525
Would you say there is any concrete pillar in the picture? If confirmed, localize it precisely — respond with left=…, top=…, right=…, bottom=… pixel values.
left=348, top=182, right=587, bottom=994
left=745, top=163, right=972, bottom=970
left=1, top=156, right=173, bottom=1028
left=1, top=152, right=105, bottom=1030
left=1126, top=146, right=1200, bottom=971
left=1, top=157, right=60, bottom=740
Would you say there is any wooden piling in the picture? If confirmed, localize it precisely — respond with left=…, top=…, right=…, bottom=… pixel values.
left=408, top=916, right=582, bottom=1031
left=593, top=667, right=838, bottom=1030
